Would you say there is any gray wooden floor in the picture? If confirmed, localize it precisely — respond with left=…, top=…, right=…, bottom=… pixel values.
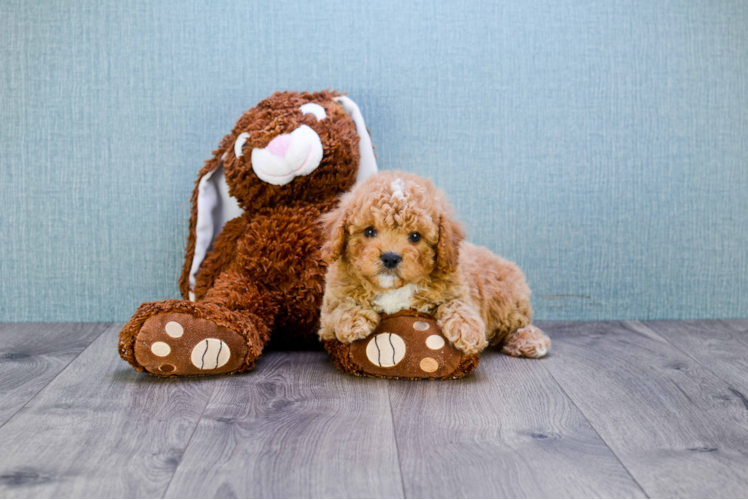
left=1, top=320, right=748, bottom=498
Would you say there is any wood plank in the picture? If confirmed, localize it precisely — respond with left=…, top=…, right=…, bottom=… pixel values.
left=388, top=347, right=645, bottom=498
left=648, top=319, right=748, bottom=394
left=0, top=323, right=107, bottom=428
left=165, top=352, right=404, bottom=499
left=542, top=321, right=748, bottom=498
left=0, top=324, right=216, bottom=498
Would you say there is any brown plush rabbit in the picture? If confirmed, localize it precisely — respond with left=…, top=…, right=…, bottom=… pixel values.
left=118, top=90, right=378, bottom=377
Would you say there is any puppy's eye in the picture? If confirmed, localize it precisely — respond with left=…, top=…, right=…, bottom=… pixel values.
left=408, top=232, right=422, bottom=243
left=364, top=227, right=377, bottom=238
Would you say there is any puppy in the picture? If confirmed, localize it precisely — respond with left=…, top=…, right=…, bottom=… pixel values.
left=318, top=171, right=550, bottom=358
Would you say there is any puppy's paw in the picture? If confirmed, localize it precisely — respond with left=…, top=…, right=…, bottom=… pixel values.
left=502, top=325, right=550, bottom=358
left=438, top=307, right=488, bottom=355
left=335, top=308, right=380, bottom=344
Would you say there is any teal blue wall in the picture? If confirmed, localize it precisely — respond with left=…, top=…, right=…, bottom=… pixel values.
left=2, top=0, right=747, bottom=322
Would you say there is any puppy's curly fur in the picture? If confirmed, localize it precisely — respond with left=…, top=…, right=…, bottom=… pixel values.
left=318, top=171, right=550, bottom=358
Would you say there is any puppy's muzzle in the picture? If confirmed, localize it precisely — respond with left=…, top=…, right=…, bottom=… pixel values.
left=381, top=252, right=402, bottom=269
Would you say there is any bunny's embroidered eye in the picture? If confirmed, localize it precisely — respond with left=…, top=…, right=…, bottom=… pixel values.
left=364, top=227, right=377, bottom=238
left=408, top=232, right=422, bottom=243
left=300, top=103, right=326, bottom=121
left=234, top=132, right=250, bottom=158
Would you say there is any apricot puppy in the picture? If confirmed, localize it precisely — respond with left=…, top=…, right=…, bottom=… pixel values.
left=319, top=171, right=550, bottom=358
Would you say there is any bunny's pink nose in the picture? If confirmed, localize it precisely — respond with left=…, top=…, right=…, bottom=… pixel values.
left=266, top=134, right=292, bottom=158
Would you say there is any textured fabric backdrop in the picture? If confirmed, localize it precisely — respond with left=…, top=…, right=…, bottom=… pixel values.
left=1, top=0, right=747, bottom=322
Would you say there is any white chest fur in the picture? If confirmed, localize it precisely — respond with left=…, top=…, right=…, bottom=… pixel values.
left=372, top=283, right=418, bottom=315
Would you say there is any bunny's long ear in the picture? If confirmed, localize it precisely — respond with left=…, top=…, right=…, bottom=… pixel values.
left=333, top=95, right=378, bottom=184
left=178, top=139, right=244, bottom=300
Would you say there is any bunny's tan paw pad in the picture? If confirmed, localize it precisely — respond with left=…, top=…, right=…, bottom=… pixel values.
left=133, top=313, right=248, bottom=376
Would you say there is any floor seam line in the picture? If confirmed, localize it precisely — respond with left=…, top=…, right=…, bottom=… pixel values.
left=636, top=320, right=748, bottom=392
left=0, top=322, right=112, bottom=432
left=160, top=379, right=220, bottom=499
left=539, top=358, right=651, bottom=499
left=386, top=381, right=408, bottom=499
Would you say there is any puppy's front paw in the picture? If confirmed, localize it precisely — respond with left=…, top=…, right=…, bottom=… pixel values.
left=438, top=308, right=488, bottom=355
left=502, top=325, right=550, bottom=358
left=335, top=309, right=380, bottom=344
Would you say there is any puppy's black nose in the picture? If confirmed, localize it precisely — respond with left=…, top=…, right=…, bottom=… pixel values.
left=381, top=252, right=402, bottom=269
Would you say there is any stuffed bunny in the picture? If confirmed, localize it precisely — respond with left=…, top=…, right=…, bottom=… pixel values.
left=119, top=90, right=377, bottom=376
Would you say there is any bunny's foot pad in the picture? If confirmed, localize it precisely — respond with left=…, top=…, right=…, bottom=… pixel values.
left=325, top=311, right=479, bottom=380
left=133, top=313, right=248, bottom=377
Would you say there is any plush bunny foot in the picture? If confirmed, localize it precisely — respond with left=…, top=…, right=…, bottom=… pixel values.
left=119, top=300, right=264, bottom=377
left=501, top=325, right=551, bottom=358
left=130, top=312, right=247, bottom=376
left=325, top=311, right=480, bottom=380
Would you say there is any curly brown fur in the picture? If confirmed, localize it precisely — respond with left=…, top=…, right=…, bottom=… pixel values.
left=120, top=90, right=364, bottom=376
left=318, top=171, right=551, bottom=358
left=178, top=90, right=359, bottom=298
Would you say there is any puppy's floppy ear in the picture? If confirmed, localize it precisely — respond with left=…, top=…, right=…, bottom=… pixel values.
left=435, top=214, right=465, bottom=274
left=319, top=197, right=350, bottom=264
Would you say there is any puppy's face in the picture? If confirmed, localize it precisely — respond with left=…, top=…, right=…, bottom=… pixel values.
left=322, top=172, right=464, bottom=291
left=346, top=217, right=438, bottom=290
